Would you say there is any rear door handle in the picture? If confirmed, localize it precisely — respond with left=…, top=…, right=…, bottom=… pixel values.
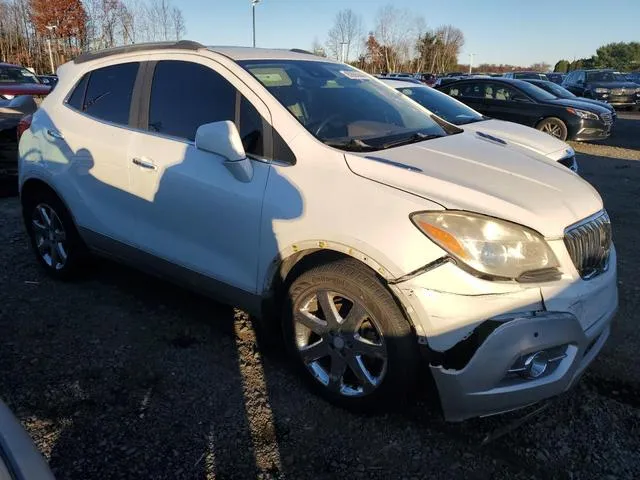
left=46, top=129, right=64, bottom=140
left=132, top=157, right=156, bottom=170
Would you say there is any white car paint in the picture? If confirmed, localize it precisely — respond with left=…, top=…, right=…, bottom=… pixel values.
left=18, top=45, right=617, bottom=420
left=382, top=79, right=575, bottom=163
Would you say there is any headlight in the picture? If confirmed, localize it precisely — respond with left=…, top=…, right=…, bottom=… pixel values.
left=566, top=107, right=599, bottom=120
left=411, top=211, right=560, bottom=280
left=594, top=88, right=609, bottom=93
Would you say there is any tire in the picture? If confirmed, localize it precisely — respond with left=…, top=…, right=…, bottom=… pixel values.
left=536, top=117, right=568, bottom=141
left=282, top=258, right=419, bottom=411
left=22, top=188, right=88, bottom=280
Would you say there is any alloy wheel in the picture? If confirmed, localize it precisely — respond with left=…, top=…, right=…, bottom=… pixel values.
left=31, top=203, right=68, bottom=270
left=293, top=289, right=388, bottom=397
left=542, top=122, right=563, bottom=138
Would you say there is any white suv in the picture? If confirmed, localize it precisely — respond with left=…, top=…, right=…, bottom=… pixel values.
left=18, top=41, right=617, bottom=421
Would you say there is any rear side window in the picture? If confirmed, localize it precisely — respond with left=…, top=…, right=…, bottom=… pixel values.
left=82, top=62, right=139, bottom=125
left=66, top=74, right=88, bottom=110
left=148, top=60, right=235, bottom=142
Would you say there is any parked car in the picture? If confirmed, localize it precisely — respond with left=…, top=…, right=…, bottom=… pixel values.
left=381, top=78, right=578, bottom=171
left=503, top=71, right=549, bottom=81
left=437, top=78, right=613, bottom=141
left=562, top=69, right=640, bottom=110
left=626, top=71, right=640, bottom=85
left=545, top=73, right=564, bottom=84
left=0, top=63, right=51, bottom=98
left=0, top=95, right=39, bottom=139
left=0, top=400, right=55, bottom=479
left=415, top=73, right=436, bottom=86
left=388, top=73, right=414, bottom=79
left=37, top=74, right=59, bottom=88
left=19, top=41, right=617, bottom=421
left=524, top=79, right=616, bottom=122
left=434, top=76, right=462, bottom=87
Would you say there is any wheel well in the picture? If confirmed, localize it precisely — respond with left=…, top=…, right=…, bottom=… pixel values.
left=21, top=178, right=58, bottom=207
left=264, top=249, right=417, bottom=334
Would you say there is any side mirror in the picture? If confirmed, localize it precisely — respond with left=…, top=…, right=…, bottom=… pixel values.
left=195, top=120, right=253, bottom=182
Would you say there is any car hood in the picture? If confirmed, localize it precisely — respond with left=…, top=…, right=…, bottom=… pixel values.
left=0, top=83, right=51, bottom=96
left=545, top=97, right=609, bottom=113
left=344, top=131, right=603, bottom=238
left=462, top=119, right=569, bottom=156
left=588, top=81, right=638, bottom=89
left=566, top=97, right=615, bottom=112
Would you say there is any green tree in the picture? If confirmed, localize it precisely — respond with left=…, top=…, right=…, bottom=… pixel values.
left=594, top=42, right=640, bottom=70
left=554, top=60, right=569, bottom=73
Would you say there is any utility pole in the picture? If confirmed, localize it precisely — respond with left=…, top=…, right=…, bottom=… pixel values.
left=468, top=53, right=476, bottom=75
left=252, top=0, right=262, bottom=47
left=45, top=25, right=58, bottom=74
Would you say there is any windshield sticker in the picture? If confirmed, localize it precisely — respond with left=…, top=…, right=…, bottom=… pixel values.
left=340, top=70, right=370, bottom=81
left=251, top=68, right=292, bottom=87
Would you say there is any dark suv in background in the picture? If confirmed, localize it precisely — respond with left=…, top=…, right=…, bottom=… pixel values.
left=563, top=69, right=640, bottom=110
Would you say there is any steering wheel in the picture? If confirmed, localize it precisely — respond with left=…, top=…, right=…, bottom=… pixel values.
left=314, top=113, right=347, bottom=138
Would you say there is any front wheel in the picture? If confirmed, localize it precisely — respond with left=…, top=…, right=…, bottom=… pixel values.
left=536, top=117, right=568, bottom=141
left=282, top=258, right=420, bottom=411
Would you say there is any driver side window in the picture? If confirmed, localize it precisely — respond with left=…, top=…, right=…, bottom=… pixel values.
left=486, top=83, right=521, bottom=101
left=147, top=60, right=266, bottom=157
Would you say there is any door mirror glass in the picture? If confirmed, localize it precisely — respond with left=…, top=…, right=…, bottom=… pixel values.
left=195, top=120, right=246, bottom=161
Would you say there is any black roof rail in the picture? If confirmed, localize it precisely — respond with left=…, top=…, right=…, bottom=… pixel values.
left=290, top=48, right=315, bottom=55
left=74, top=40, right=205, bottom=64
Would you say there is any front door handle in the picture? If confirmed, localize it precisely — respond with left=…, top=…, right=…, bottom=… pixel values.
left=132, top=157, right=156, bottom=170
left=46, top=129, right=64, bottom=140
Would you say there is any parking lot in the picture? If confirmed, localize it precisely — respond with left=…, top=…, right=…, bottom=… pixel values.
left=1, top=113, right=639, bottom=479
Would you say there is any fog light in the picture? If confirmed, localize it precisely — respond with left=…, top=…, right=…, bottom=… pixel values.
left=523, top=351, right=549, bottom=379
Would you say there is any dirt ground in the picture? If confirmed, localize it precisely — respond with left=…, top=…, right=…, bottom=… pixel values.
left=0, top=114, right=639, bottom=479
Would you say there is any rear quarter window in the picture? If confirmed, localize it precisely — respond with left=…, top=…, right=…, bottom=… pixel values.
left=79, top=62, right=140, bottom=125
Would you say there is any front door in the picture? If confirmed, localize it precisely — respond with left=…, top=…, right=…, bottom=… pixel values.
left=128, top=58, right=272, bottom=294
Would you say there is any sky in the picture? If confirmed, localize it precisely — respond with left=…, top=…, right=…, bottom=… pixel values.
left=181, top=0, right=640, bottom=67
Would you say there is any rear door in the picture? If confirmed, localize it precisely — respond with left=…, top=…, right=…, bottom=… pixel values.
left=52, top=61, right=142, bottom=245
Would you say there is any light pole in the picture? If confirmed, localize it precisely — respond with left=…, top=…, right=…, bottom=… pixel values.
left=45, top=25, right=58, bottom=74
left=340, top=42, right=348, bottom=63
left=251, top=0, right=262, bottom=48
left=468, top=53, right=477, bottom=75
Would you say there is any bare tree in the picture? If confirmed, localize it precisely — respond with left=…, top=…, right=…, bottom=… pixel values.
left=171, top=6, right=185, bottom=40
left=325, top=9, right=362, bottom=62
left=373, top=5, right=421, bottom=72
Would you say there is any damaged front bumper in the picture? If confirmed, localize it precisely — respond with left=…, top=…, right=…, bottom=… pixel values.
left=391, top=246, right=618, bottom=422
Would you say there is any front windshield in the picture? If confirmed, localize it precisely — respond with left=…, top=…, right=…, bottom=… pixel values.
left=515, top=81, right=557, bottom=101
left=239, top=60, right=450, bottom=151
left=538, top=81, right=575, bottom=98
left=586, top=71, right=616, bottom=82
left=0, top=66, right=39, bottom=84
left=395, top=85, right=484, bottom=125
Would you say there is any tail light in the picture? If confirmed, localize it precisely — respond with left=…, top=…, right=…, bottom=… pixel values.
left=17, top=114, right=32, bottom=142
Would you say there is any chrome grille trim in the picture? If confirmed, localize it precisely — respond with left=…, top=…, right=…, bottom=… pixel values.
left=564, top=211, right=612, bottom=280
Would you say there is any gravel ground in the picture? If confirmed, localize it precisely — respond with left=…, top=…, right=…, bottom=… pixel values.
left=1, top=115, right=640, bottom=479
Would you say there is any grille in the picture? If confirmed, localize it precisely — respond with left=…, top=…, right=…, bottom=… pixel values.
left=564, top=212, right=612, bottom=279
left=610, top=88, right=633, bottom=96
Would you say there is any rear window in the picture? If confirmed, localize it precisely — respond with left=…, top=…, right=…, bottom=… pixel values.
left=82, top=62, right=139, bottom=125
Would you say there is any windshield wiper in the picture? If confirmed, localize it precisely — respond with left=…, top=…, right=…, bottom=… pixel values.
left=380, top=132, right=443, bottom=149
left=323, top=138, right=377, bottom=152
left=457, top=117, right=486, bottom=125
